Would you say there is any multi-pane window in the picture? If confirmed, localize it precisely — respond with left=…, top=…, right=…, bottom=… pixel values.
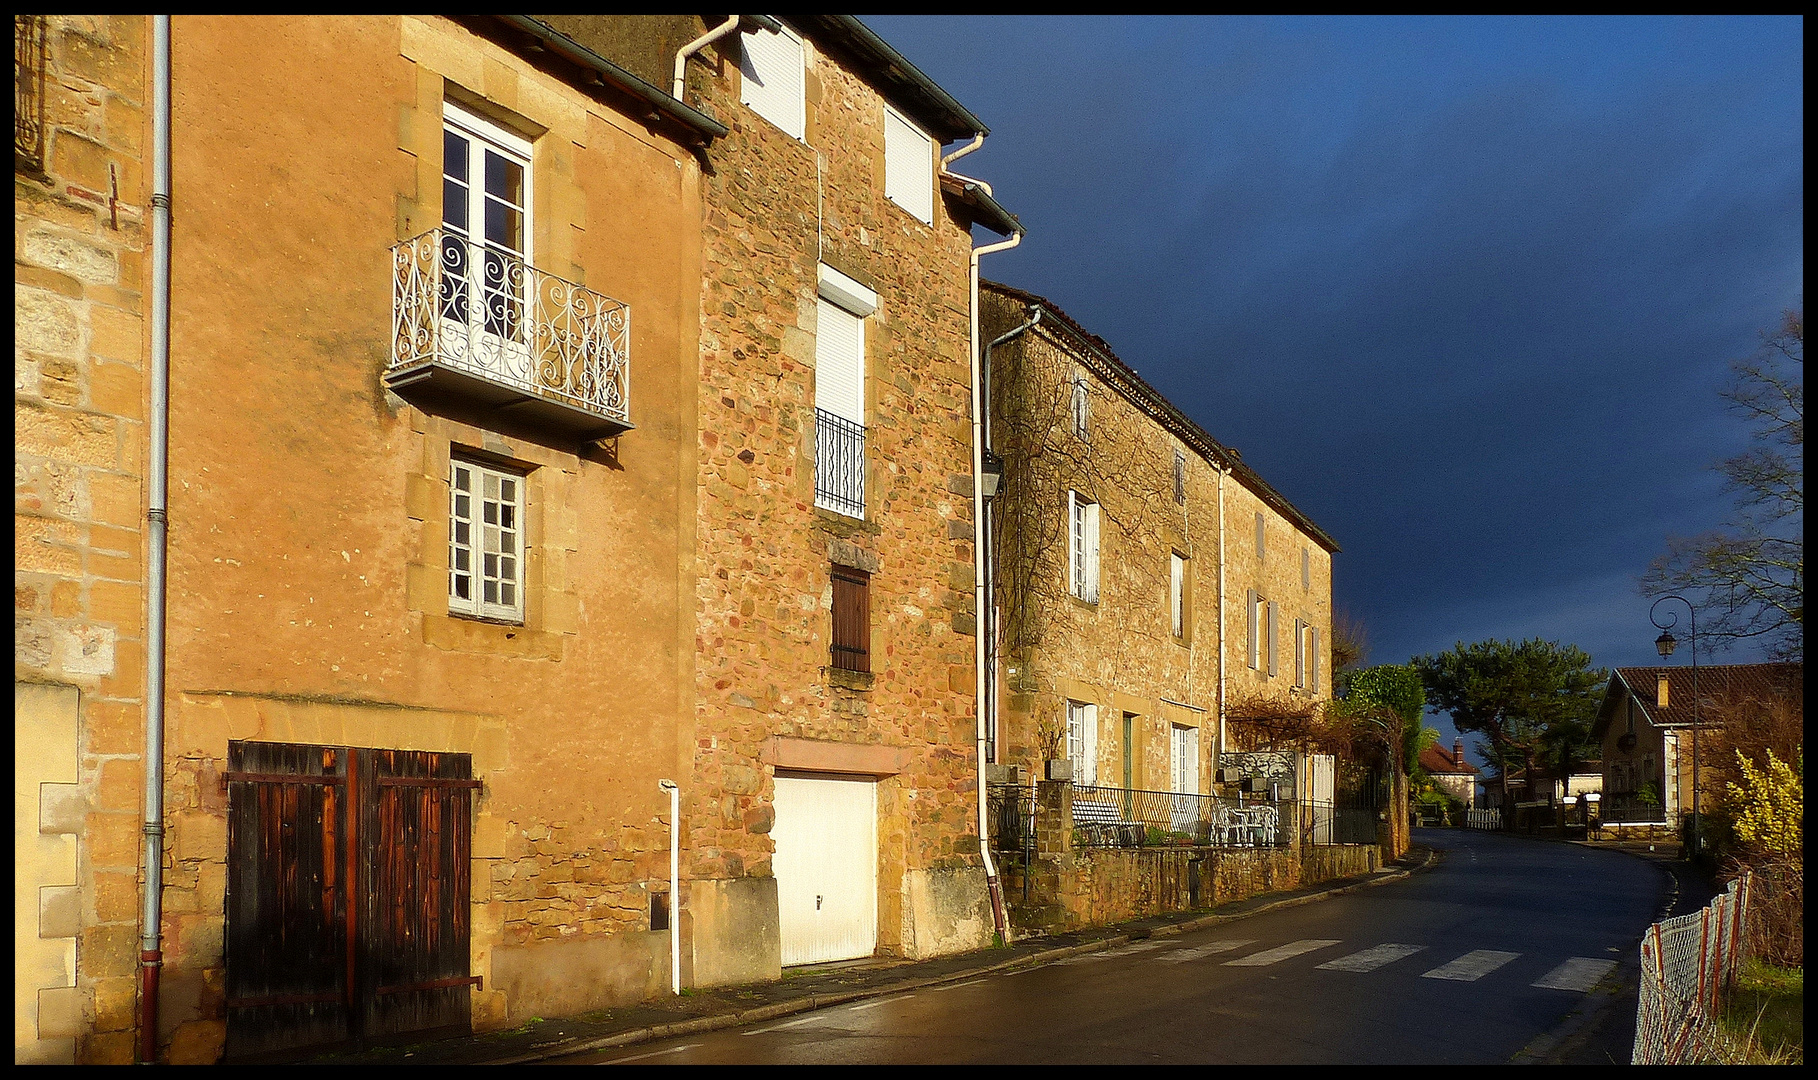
left=1071, top=376, right=1090, bottom=439
left=1068, top=491, right=1100, bottom=603
left=1170, top=553, right=1186, bottom=639
left=830, top=565, right=870, bottom=673
left=883, top=104, right=934, bottom=225
left=1067, top=700, right=1097, bottom=785
left=1246, top=589, right=1273, bottom=673
left=740, top=21, right=805, bottom=140
left=442, top=103, right=531, bottom=344
left=449, top=459, right=523, bottom=622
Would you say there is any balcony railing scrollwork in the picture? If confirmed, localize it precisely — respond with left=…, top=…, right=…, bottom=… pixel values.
left=814, top=408, right=866, bottom=518
left=388, top=228, right=631, bottom=441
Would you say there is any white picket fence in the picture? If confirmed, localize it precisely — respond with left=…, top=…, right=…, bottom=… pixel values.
left=1464, top=808, right=1501, bottom=830
left=1632, top=873, right=1751, bottom=1064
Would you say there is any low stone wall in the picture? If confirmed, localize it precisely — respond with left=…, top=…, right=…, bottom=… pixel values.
left=1004, top=843, right=1381, bottom=935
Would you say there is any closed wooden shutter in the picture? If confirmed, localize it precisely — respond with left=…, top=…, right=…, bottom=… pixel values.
left=1255, top=512, right=1265, bottom=559
left=831, top=565, right=870, bottom=672
left=1310, top=627, right=1321, bottom=693
left=1267, top=601, right=1279, bottom=676
left=1295, top=619, right=1307, bottom=687
left=1246, top=589, right=1259, bottom=669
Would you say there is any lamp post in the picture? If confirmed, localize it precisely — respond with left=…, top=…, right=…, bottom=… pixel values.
left=1650, top=595, right=1700, bottom=857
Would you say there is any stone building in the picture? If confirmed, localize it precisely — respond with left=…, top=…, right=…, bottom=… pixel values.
left=1592, top=662, right=1802, bottom=824
left=979, top=281, right=1338, bottom=799
left=13, top=15, right=1017, bottom=1064
left=1418, top=739, right=1479, bottom=811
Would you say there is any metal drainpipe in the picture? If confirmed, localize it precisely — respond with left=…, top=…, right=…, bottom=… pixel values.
left=139, top=13, right=172, bottom=1065
left=1215, top=464, right=1227, bottom=765
left=967, top=226, right=1021, bottom=946
left=657, top=780, right=680, bottom=994
left=672, top=15, right=740, bottom=101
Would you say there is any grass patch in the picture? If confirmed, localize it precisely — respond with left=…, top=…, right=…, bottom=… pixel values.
left=1717, top=960, right=1803, bottom=1064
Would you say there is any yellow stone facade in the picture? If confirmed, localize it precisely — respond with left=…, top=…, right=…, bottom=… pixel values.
left=16, top=15, right=1012, bottom=1062
left=981, top=282, right=1337, bottom=789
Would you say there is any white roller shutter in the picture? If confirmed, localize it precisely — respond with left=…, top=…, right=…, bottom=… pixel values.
left=740, top=25, right=805, bottom=140
left=884, top=105, right=934, bottom=224
left=815, top=298, right=865, bottom=424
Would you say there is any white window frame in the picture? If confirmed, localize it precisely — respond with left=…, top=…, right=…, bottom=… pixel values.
left=1067, top=700, right=1098, bottom=786
left=883, top=103, right=934, bottom=225
left=442, top=104, right=534, bottom=317
left=1068, top=491, right=1100, bottom=603
left=449, top=458, right=525, bottom=623
left=739, top=21, right=806, bottom=141
left=813, top=265, right=876, bottom=519
left=1170, top=552, right=1186, bottom=639
left=1171, top=724, right=1199, bottom=796
left=1294, top=618, right=1308, bottom=688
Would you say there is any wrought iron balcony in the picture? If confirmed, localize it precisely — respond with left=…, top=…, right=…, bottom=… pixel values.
left=814, top=408, right=866, bottom=518
left=388, top=228, right=631, bottom=441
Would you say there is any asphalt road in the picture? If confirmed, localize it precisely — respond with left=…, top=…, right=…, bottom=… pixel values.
left=551, top=828, right=1667, bottom=1065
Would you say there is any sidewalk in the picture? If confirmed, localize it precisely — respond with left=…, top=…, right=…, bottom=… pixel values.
left=301, top=845, right=1437, bottom=1065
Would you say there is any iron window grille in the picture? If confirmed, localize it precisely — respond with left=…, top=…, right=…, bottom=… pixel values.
left=814, top=408, right=866, bottom=518
left=15, top=15, right=45, bottom=172
left=831, top=565, right=871, bottom=673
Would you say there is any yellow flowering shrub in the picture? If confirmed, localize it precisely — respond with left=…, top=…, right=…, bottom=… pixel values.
left=1726, top=748, right=1802, bottom=856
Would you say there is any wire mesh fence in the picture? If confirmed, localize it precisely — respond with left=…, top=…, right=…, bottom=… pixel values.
left=1632, top=872, right=1751, bottom=1065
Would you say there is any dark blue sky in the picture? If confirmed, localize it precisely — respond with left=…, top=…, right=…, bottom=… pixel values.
left=864, top=15, right=1804, bottom=758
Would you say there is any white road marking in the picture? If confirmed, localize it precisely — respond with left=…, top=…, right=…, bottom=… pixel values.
left=1114, top=940, right=1180, bottom=954
left=1421, top=950, right=1521, bottom=982
left=1159, top=940, right=1255, bottom=963
left=848, top=995, right=913, bottom=1011
left=604, top=1043, right=699, bottom=1063
left=1532, top=957, right=1618, bottom=992
left=742, top=1015, right=822, bottom=1036
left=1053, top=952, right=1115, bottom=966
left=929, top=979, right=989, bottom=992
left=1316, top=943, right=1427, bottom=972
left=1224, top=939, right=1342, bottom=967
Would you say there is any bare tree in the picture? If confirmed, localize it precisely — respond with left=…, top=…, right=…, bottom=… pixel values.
left=1644, top=310, right=1803, bottom=660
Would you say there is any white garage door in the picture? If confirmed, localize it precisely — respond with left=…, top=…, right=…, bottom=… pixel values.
left=772, top=774, right=878, bottom=966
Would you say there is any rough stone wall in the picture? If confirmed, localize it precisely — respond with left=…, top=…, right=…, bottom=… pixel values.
left=1222, top=474, right=1334, bottom=741
left=13, top=14, right=150, bottom=1066
left=983, top=291, right=1228, bottom=792
left=683, top=24, right=987, bottom=957
left=1006, top=843, right=1376, bottom=935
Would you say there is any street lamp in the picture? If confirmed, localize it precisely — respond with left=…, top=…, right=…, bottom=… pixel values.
left=1650, top=595, right=1700, bottom=858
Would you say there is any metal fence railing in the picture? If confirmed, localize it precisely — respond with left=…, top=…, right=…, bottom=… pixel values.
left=814, top=408, right=865, bottom=518
left=1633, top=872, right=1751, bottom=1065
left=1300, top=799, right=1379, bottom=845
left=1599, top=804, right=1669, bottom=825
left=1071, top=785, right=1292, bottom=849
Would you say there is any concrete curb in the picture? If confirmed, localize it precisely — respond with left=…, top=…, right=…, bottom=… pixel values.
left=485, top=847, right=1440, bottom=1065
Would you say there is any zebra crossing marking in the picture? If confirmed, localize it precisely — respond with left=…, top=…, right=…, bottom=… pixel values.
left=1532, top=957, right=1617, bottom=992
left=1158, top=940, right=1255, bottom=963
left=1316, top=943, right=1426, bottom=972
left=1224, top=939, right=1342, bottom=966
left=1421, top=949, right=1521, bottom=982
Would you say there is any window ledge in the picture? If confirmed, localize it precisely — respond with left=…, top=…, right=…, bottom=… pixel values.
left=824, top=667, right=875, bottom=692
left=423, top=613, right=563, bottom=660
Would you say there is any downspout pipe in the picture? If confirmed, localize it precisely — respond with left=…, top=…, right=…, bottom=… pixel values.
left=968, top=227, right=1022, bottom=946
left=139, top=13, right=172, bottom=1065
left=657, top=780, right=680, bottom=994
left=672, top=15, right=739, bottom=101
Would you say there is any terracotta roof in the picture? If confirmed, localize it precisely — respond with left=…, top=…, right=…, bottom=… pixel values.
left=1420, top=743, right=1479, bottom=776
left=1593, top=662, right=1803, bottom=737
left=980, top=279, right=1340, bottom=553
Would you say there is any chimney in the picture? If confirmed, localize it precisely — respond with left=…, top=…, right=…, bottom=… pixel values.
left=1453, top=739, right=1463, bottom=767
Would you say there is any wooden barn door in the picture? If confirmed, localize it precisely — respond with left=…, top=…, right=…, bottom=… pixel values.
left=224, top=741, right=479, bottom=1061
